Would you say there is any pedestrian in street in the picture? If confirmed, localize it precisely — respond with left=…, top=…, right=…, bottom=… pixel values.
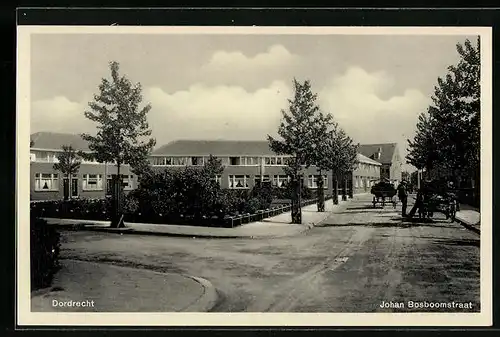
left=397, top=180, right=408, bottom=217
left=407, top=182, right=429, bottom=219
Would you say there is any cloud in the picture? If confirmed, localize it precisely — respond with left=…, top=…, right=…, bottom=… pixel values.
left=144, top=81, right=292, bottom=145
left=204, top=44, right=300, bottom=71
left=318, top=67, right=430, bottom=169
left=195, top=45, right=301, bottom=89
left=30, top=96, right=94, bottom=134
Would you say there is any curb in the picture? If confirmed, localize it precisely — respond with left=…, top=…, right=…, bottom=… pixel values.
left=455, top=219, right=480, bottom=235
left=75, top=224, right=313, bottom=239
left=181, top=275, right=219, bottom=312
left=42, top=259, right=219, bottom=312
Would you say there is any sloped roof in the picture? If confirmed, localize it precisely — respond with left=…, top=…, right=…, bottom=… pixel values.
left=357, top=153, right=382, bottom=166
left=30, top=132, right=90, bottom=151
left=152, top=140, right=277, bottom=156
left=358, top=143, right=397, bottom=164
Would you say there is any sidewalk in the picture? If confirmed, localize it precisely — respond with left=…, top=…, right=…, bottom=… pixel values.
left=455, top=208, right=481, bottom=234
left=43, top=196, right=352, bottom=239
left=31, top=259, right=218, bottom=312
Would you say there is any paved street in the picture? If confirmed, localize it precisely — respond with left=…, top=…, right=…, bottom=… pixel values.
left=58, top=193, right=480, bottom=313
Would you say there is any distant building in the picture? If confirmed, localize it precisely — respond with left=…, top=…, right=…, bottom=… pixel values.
left=353, top=153, right=382, bottom=193
left=150, top=139, right=380, bottom=194
left=29, top=132, right=382, bottom=200
left=358, top=143, right=403, bottom=185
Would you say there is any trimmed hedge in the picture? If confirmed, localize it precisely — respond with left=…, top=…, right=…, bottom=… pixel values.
left=30, top=215, right=61, bottom=291
left=30, top=198, right=112, bottom=221
left=30, top=195, right=328, bottom=228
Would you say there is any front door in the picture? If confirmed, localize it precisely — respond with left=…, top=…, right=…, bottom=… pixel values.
left=71, top=178, right=79, bottom=198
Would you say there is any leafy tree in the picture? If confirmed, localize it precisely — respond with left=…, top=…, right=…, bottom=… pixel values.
left=80, top=61, right=156, bottom=227
left=407, top=37, right=480, bottom=191
left=311, top=110, right=335, bottom=211
left=53, top=145, right=81, bottom=201
left=336, top=128, right=358, bottom=200
left=268, top=78, right=324, bottom=224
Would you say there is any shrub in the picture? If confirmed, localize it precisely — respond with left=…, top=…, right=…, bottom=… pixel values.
left=243, top=197, right=262, bottom=214
left=30, top=215, right=61, bottom=291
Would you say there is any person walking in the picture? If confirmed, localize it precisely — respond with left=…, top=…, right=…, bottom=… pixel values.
left=397, top=180, right=408, bottom=217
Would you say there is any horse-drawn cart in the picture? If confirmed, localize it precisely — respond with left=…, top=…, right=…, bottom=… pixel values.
left=419, top=191, right=458, bottom=222
left=370, top=180, right=397, bottom=208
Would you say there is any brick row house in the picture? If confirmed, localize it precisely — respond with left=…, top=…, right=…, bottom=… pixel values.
left=29, top=132, right=385, bottom=200
left=30, top=132, right=138, bottom=201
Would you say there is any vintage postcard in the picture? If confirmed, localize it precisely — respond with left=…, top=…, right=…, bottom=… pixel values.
left=17, top=25, right=492, bottom=326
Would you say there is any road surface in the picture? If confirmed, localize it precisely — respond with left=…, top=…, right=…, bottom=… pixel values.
left=58, top=193, right=480, bottom=312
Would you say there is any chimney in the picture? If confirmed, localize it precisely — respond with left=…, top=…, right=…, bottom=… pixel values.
left=377, top=147, right=382, bottom=160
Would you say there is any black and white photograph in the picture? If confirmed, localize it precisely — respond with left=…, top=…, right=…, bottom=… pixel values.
left=17, top=25, right=492, bottom=326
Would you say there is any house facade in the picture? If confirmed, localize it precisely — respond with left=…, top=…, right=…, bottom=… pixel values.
left=30, top=132, right=138, bottom=201
left=352, top=153, right=382, bottom=194
left=29, top=132, right=383, bottom=200
left=358, top=143, right=402, bottom=185
left=149, top=140, right=336, bottom=193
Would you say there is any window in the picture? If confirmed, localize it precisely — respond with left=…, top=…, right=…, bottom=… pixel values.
left=36, top=151, right=49, bottom=162
left=83, top=174, right=103, bottom=191
left=191, top=157, right=204, bottom=166
left=82, top=158, right=99, bottom=164
left=214, top=175, right=222, bottom=185
left=150, top=157, right=166, bottom=166
left=263, top=156, right=288, bottom=166
left=172, top=157, right=188, bottom=166
left=122, top=175, right=134, bottom=190
left=273, top=175, right=290, bottom=188
left=35, top=151, right=57, bottom=163
left=30, top=152, right=36, bottom=162
left=243, top=157, right=259, bottom=166
left=34, top=173, right=59, bottom=191
left=106, top=174, right=134, bottom=192
left=354, top=176, right=359, bottom=188
left=229, top=157, right=240, bottom=166
left=307, top=175, right=328, bottom=189
left=229, top=175, right=250, bottom=189
left=254, top=175, right=270, bottom=184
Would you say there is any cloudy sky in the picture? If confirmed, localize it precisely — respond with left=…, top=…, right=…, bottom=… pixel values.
left=30, top=33, right=475, bottom=172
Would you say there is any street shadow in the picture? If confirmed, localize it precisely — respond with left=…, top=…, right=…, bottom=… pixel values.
left=336, top=210, right=390, bottom=215
left=431, top=238, right=480, bottom=248
left=319, top=222, right=453, bottom=230
left=345, top=205, right=375, bottom=211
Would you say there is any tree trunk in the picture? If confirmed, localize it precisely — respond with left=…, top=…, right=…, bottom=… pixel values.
left=348, top=172, right=353, bottom=198
left=332, top=169, right=339, bottom=205
left=110, top=163, right=125, bottom=228
left=341, top=173, right=348, bottom=201
left=63, top=178, right=69, bottom=201
left=316, top=170, right=325, bottom=212
left=291, top=174, right=302, bottom=224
